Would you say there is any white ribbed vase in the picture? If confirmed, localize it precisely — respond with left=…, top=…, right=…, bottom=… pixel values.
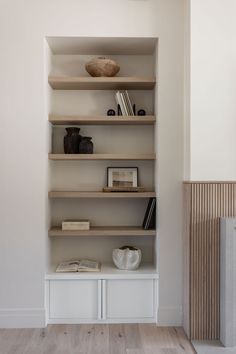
left=112, top=247, right=142, bottom=270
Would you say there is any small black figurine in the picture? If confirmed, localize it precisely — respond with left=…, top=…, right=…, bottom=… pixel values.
left=107, top=109, right=116, bottom=116
left=79, top=137, right=93, bottom=154
left=117, top=104, right=122, bottom=116
left=138, top=109, right=146, bottom=116
left=64, top=127, right=81, bottom=154
left=132, top=104, right=136, bottom=115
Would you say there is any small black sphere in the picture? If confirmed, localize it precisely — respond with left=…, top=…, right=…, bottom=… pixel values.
left=107, top=109, right=116, bottom=116
left=138, top=109, right=146, bottom=116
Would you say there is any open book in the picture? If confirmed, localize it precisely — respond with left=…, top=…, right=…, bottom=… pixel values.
left=56, top=259, right=100, bottom=273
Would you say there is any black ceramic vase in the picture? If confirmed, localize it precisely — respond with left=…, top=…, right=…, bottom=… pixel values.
left=79, top=137, right=93, bottom=154
left=64, top=127, right=81, bottom=154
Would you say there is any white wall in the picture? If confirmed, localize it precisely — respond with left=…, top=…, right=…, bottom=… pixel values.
left=0, top=0, right=184, bottom=327
left=190, top=0, right=236, bottom=180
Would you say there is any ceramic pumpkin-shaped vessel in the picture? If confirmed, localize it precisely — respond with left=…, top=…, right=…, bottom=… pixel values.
left=112, top=246, right=142, bottom=270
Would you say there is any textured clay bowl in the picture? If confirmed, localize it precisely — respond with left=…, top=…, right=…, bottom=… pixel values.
left=85, top=57, right=120, bottom=77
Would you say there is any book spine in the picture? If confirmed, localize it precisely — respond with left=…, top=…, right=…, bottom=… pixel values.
left=148, top=202, right=156, bottom=229
left=122, top=91, right=131, bottom=115
left=125, top=90, right=134, bottom=115
left=144, top=198, right=156, bottom=229
left=142, top=198, right=153, bottom=228
left=115, top=91, right=126, bottom=115
left=120, top=92, right=129, bottom=115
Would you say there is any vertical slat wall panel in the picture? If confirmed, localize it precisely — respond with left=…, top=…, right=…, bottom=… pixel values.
left=183, top=183, right=191, bottom=337
left=183, top=182, right=236, bottom=340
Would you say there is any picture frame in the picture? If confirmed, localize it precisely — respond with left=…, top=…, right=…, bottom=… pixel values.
left=107, top=167, right=138, bottom=188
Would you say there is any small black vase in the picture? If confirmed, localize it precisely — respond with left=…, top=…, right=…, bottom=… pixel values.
left=79, top=137, right=93, bottom=154
left=64, top=127, right=81, bottom=154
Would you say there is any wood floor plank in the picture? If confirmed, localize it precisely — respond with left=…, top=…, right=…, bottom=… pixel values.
left=157, top=327, right=176, bottom=348
left=41, top=325, right=71, bottom=354
left=139, top=324, right=164, bottom=354
left=175, top=328, right=197, bottom=354
left=160, top=349, right=179, bottom=354
left=71, top=324, right=95, bottom=354
left=124, top=324, right=143, bottom=350
left=19, top=328, right=45, bottom=354
left=0, top=329, right=24, bottom=354
left=109, top=324, right=126, bottom=354
left=126, top=350, right=145, bottom=354
left=65, top=324, right=83, bottom=353
left=165, top=328, right=182, bottom=349
left=139, top=324, right=169, bottom=349
left=88, top=324, right=109, bottom=354
left=0, top=325, right=195, bottom=354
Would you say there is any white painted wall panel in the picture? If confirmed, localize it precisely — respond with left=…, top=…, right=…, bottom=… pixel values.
left=0, top=0, right=184, bottom=326
left=190, top=0, right=236, bottom=180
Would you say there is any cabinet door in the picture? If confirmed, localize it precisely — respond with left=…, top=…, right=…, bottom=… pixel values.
left=105, top=279, right=156, bottom=321
left=49, top=280, right=99, bottom=320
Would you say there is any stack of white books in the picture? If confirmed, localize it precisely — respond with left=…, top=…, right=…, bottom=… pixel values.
left=62, top=220, right=90, bottom=231
left=115, top=90, right=134, bottom=116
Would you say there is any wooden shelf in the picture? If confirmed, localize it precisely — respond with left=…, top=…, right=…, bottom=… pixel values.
left=49, top=115, right=156, bottom=125
left=48, top=191, right=156, bottom=199
left=45, top=263, right=159, bottom=280
left=49, top=226, right=156, bottom=237
left=48, top=76, right=156, bottom=90
left=49, top=153, right=156, bottom=161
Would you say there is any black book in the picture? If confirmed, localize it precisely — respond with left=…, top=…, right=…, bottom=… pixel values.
left=142, top=198, right=153, bottom=228
left=145, top=198, right=156, bottom=229
left=147, top=199, right=156, bottom=229
left=142, top=198, right=156, bottom=229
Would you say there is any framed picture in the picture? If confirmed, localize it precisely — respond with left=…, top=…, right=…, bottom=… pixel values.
left=107, top=167, right=138, bottom=188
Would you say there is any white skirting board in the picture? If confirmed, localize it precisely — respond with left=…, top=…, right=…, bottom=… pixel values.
left=157, top=306, right=183, bottom=326
left=0, top=308, right=46, bottom=328
left=220, top=218, right=236, bottom=347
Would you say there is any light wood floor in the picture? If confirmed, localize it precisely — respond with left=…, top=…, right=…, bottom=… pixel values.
left=0, top=324, right=196, bottom=354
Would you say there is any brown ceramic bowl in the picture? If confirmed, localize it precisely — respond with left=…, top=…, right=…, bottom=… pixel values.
left=85, top=57, right=120, bottom=77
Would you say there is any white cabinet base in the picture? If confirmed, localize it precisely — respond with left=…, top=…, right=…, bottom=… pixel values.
left=49, top=280, right=99, bottom=321
left=46, top=277, right=158, bottom=324
left=105, top=279, right=157, bottom=322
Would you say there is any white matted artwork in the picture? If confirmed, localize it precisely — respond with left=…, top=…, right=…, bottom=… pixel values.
left=107, top=167, right=138, bottom=188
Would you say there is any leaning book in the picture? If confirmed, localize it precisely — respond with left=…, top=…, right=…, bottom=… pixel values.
left=56, top=259, right=101, bottom=272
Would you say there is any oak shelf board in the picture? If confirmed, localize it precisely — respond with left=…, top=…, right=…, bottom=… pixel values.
left=49, top=226, right=156, bottom=237
left=49, top=115, right=156, bottom=125
left=45, top=263, right=159, bottom=280
left=48, top=191, right=156, bottom=199
left=47, top=37, right=157, bottom=56
left=49, top=153, right=156, bottom=161
left=48, top=76, right=156, bottom=90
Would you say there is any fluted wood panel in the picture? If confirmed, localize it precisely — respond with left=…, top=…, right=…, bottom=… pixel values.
left=183, top=182, right=236, bottom=339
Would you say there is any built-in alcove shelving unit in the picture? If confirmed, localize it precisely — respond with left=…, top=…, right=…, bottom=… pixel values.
left=45, top=36, right=158, bottom=324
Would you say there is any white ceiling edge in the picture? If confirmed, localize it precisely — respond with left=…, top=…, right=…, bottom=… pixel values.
left=46, top=36, right=158, bottom=55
